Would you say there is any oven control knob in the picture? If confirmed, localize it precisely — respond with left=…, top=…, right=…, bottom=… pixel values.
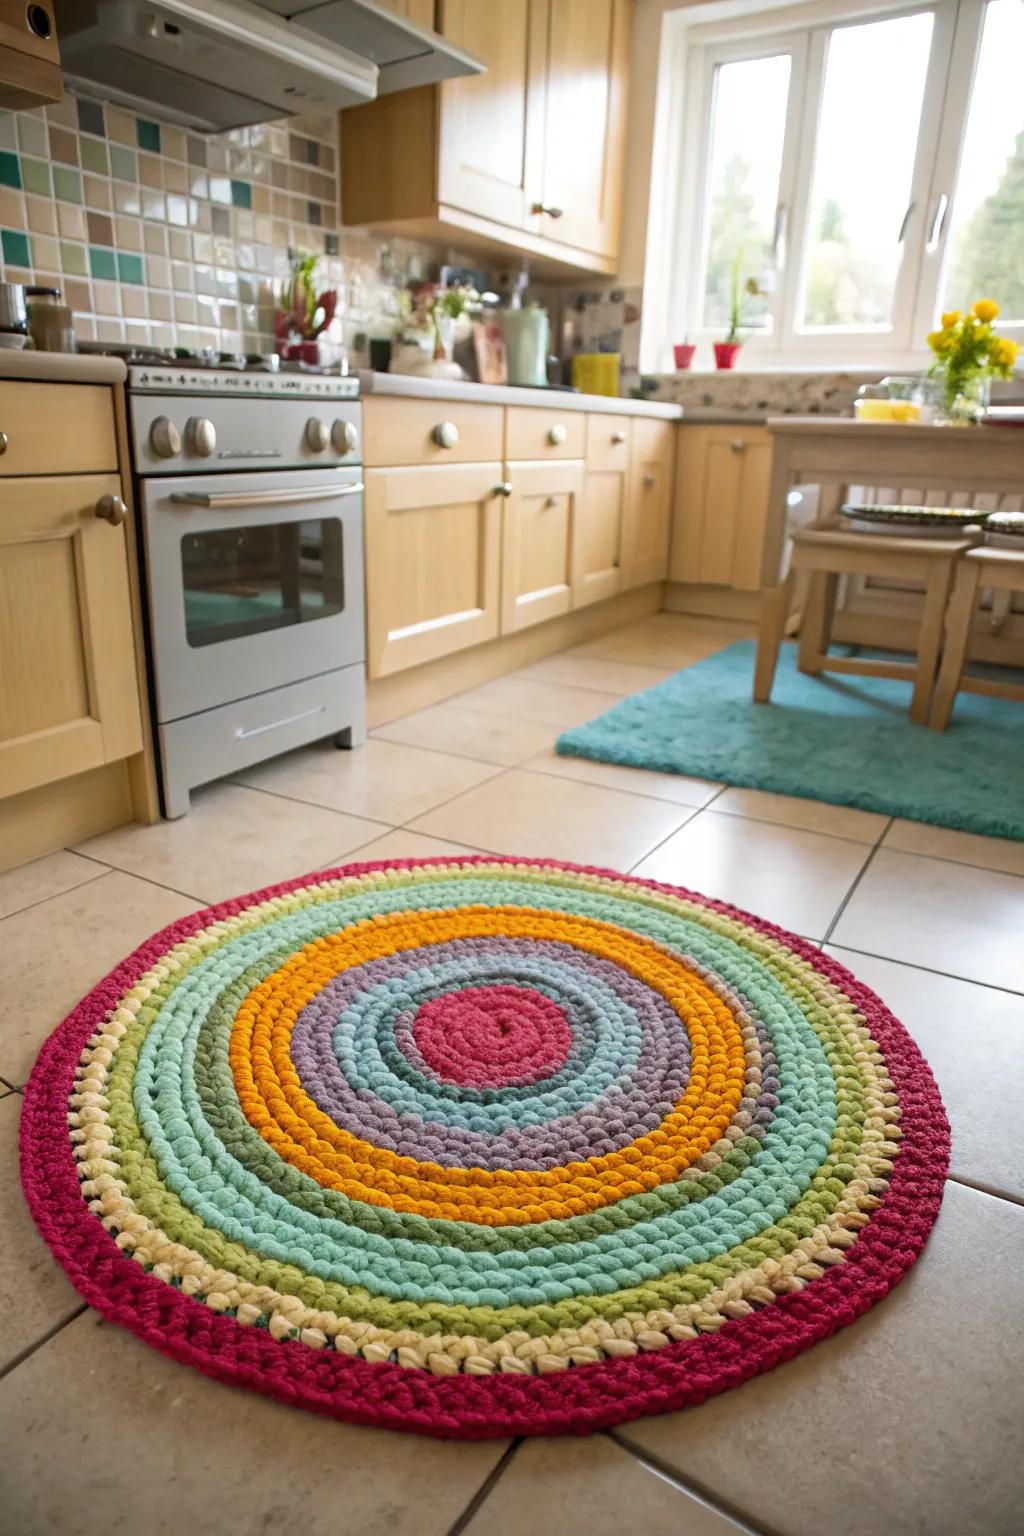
left=332, top=419, right=359, bottom=454
left=150, top=415, right=181, bottom=458
left=305, top=417, right=330, bottom=453
left=187, top=417, right=217, bottom=457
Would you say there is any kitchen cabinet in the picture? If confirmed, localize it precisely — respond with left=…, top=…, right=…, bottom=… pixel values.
left=0, top=0, right=61, bottom=109
left=340, top=0, right=630, bottom=274
left=501, top=459, right=581, bottom=633
left=621, top=417, right=674, bottom=590
left=573, top=414, right=629, bottom=609
left=671, top=424, right=773, bottom=592
left=364, top=460, right=503, bottom=676
left=374, top=0, right=436, bottom=25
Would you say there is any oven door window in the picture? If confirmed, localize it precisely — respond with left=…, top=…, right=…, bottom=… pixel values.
left=181, top=518, right=345, bottom=648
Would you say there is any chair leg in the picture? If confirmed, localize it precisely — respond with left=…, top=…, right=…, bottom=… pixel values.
left=911, top=557, right=959, bottom=726
left=797, top=571, right=839, bottom=675
left=753, top=571, right=794, bottom=703
left=929, top=560, right=981, bottom=730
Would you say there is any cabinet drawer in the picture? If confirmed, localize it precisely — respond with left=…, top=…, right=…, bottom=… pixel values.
left=0, top=382, right=118, bottom=475
left=586, top=413, right=632, bottom=471
left=505, top=406, right=585, bottom=460
left=362, top=397, right=504, bottom=466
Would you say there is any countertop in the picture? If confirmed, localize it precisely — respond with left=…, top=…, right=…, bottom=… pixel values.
left=0, top=349, right=127, bottom=384
left=357, top=370, right=682, bottom=419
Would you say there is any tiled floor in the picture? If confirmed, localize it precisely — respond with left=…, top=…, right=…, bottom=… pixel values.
left=1, top=611, right=1022, bottom=1535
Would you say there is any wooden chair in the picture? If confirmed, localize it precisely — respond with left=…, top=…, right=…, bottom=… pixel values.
left=929, top=546, right=1024, bottom=729
left=754, top=525, right=979, bottom=724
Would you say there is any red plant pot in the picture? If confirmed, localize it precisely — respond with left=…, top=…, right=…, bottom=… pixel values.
left=713, top=341, right=742, bottom=370
left=673, top=342, right=697, bottom=371
left=278, top=340, right=321, bottom=366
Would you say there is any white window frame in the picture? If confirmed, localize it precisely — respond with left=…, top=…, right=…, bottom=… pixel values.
left=645, top=0, right=1023, bottom=373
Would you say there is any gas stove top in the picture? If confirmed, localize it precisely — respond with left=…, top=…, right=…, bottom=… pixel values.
left=80, top=343, right=359, bottom=400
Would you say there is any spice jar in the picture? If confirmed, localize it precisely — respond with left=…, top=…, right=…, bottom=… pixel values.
left=26, top=286, right=76, bottom=353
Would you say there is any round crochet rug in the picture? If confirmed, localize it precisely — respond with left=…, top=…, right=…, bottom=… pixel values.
left=21, top=856, right=949, bottom=1438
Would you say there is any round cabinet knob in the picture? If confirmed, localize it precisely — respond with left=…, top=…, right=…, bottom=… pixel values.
left=150, top=415, right=182, bottom=458
left=95, top=493, right=127, bottom=526
left=431, top=420, right=459, bottom=449
left=611, top=430, right=627, bottom=445
left=531, top=202, right=563, bottom=219
left=305, top=417, right=330, bottom=453
left=332, top=419, right=359, bottom=454
left=547, top=423, right=567, bottom=446
left=643, top=472, right=656, bottom=489
left=730, top=439, right=748, bottom=453
left=494, top=481, right=514, bottom=497
left=187, top=417, right=217, bottom=457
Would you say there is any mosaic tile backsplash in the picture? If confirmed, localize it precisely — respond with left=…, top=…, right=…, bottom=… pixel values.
left=0, top=90, right=449, bottom=362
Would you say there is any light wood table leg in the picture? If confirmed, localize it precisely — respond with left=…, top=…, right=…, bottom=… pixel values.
left=797, top=570, right=839, bottom=675
left=911, top=556, right=959, bottom=726
left=929, top=559, right=982, bottom=730
left=754, top=571, right=794, bottom=702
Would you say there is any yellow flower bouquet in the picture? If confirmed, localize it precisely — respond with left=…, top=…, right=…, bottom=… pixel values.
left=927, top=300, right=1020, bottom=424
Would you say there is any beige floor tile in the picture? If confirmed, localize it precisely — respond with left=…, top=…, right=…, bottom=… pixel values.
left=831, top=849, right=1024, bottom=993
left=234, top=738, right=501, bottom=824
left=883, top=819, right=1024, bottom=878
left=463, top=1437, right=749, bottom=1536
left=326, top=827, right=487, bottom=866
left=408, top=768, right=694, bottom=870
left=373, top=703, right=561, bottom=766
left=0, top=1096, right=82, bottom=1372
left=620, top=1182, right=1024, bottom=1536
left=631, top=810, right=870, bottom=939
left=825, top=946, right=1024, bottom=1200
left=452, top=675, right=621, bottom=728
left=524, top=748, right=721, bottom=808
left=570, top=614, right=751, bottom=669
left=75, top=783, right=384, bottom=905
left=0, top=850, right=104, bottom=920
left=0, top=1312, right=507, bottom=1536
left=513, top=653, right=675, bottom=695
left=713, top=788, right=889, bottom=844
left=0, top=872, right=201, bottom=1086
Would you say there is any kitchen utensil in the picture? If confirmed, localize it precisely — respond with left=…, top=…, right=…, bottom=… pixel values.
left=0, top=282, right=28, bottom=336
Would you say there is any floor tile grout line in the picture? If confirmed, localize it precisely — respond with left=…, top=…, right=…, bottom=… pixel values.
left=64, top=855, right=216, bottom=910
left=0, top=1305, right=87, bottom=1384
left=821, top=816, right=894, bottom=944
left=823, top=940, right=1024, bottom=998
left=510, top=762, right=721, bottom=814
left=444, top=1437, right=524, bottom=1536
left=626, top=787, right=729, bottom=875
left=0, top=866, right=111, bottom=925
left=222, top=779, right=399, bottom=829
left=369, top=728, right=553, bottom=770
left=607, top=1431, right=778, bottom=1536
left=692, top=803, right=889, bottom=849
left=948, top=1173, right=1024, bottom=1209
left=870, top=839, right=1024, bottom=883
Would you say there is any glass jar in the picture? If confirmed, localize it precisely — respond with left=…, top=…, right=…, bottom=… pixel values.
left=26, top=286, right=76, bottom=352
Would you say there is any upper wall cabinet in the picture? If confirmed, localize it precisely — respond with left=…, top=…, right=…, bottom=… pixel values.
left=340, top=0, right=630, bottom=275
left=0, top=0, right=62, bottom=109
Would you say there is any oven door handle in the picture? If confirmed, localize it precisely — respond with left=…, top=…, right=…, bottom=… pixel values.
left=169, top=483, right=364, bottom=510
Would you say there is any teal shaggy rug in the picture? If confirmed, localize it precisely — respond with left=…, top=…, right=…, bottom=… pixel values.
left=556, top=641, right=1024, bottom=841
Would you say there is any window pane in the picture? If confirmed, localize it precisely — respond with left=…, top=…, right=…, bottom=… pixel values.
left=800, top=13, right=934, bottom=330
left=700, top=54, right=790, bottom=333
left=943, top=0, right=1024, bottom=323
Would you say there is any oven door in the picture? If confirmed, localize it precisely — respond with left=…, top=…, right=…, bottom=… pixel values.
left=141, top=466, right=364, bottom=723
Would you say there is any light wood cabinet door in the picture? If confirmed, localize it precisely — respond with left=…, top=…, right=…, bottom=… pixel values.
left=364, top=461, right=503, bottom=677
left=0, top=473, right=143, bottom=801
left=438, top=0, right=548, bottom=232
left=671, top=426, right=773, bottom=591
left=501, top=459, right=582, bottom=633
left=374, top=0, right=435, bottom=24
left=621, top=417, right=674, bottom=590
left=538, top=0, right=629, bottom=259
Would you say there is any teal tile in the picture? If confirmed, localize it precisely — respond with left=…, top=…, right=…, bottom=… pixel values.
left=1, top=229, right=30, bottom=267
left=89, top=245, right=117, bottom=280
left=230, top=179, right=252, bottom=210
left=116, top=251, right=144, bottom=285
left=60, top=241, right=88, bottom=276
left=80, top=137, right=109, bottom=175
left=109, top=144, right=137, bottom=182
left=52, top=165, right=82, bottom=203
left=0, top=150, right=20, bottom=188
left=136, top=119, right=161, bottom=153
left=21, top=157, right=50, bottom=196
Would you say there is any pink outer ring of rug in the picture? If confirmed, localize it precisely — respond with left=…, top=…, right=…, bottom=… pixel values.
left=19, top=856, right=950, bottom=1440
left=412, top=984, right=573, bottom=1087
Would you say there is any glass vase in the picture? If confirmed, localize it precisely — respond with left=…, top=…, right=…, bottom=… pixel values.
left=939, top=369, right=990, bottom=427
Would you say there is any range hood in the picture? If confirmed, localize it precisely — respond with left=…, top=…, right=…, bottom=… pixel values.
left=54, top=0, right=483, bottom=134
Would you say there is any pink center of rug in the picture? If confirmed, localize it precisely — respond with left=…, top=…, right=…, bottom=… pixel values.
left=412, top=984, right=573, bottom=1088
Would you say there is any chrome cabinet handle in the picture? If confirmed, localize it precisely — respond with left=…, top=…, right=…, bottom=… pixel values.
left=531, top=202, right=563, bottom=218
left=170, top=483, right=363, bottom=510
left=542, top=495, right=559, bottom=509
left=95, top=493, right=127, bottom=525
left=547, top=423, right=567, bottom=446
left=0, top=430, right=8, bottom=455
left=730, top=439, right=747, bottom=453
left=611, top=430, right=627, bottom=444
left=927, top=193, right=949, bottom=252
left=432, top=420, right=459, bottom=448
left=494, top=481, right=514, bottom=497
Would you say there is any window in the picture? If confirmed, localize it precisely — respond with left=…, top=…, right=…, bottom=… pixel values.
left=663, top=0, right=1024, bottom=367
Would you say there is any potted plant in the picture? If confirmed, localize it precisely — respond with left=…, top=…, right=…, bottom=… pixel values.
left=714, top=250, right=765, bottom=369
left=673, top=340, right=696, bottom=370
left=926, top=300, right=1020, bottom=424
left=275, top=249, right=338, bottom=365
left=394, top=282, right=481, bottom=379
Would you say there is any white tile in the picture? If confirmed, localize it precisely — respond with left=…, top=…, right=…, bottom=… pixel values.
left=631, top=811, right=870, bottom=939
left=513, top=654, right=675, bottom=695
left=884, top=819, right=1024, bottom=878
left=233, top=738, right=501, bottom=824
left=0, top=850, right=104, bottom=920
left=452, top=676, right=621, bottom=729
left=327, top=828, right=487, bottom=866
left=373, top=703, right=561, bottom=766
left=620, top=1182, right=1024, bottom=1536
left=408, top=768, right=694, bottom=870
left=831, top=849, right=1024, bottom=993
left=74, top=784, right=383, bottom=905
left=713, top=788, right=889, bottom=844
left=825, top=946, right=1024, bottom=1200
left=524, top=748, right=720, bottom=807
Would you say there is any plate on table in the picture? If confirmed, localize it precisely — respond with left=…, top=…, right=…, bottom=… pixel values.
left=985, top=512, right=1024, bottom=548
left=840, top=503, right=991, bottom=538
